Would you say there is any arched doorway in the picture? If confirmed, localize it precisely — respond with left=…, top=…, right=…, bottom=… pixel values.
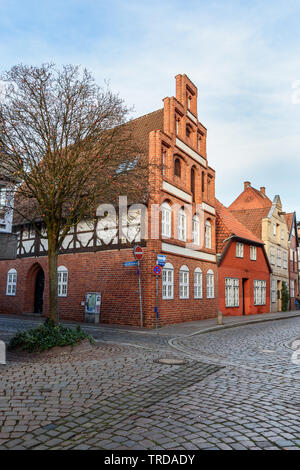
left=34, top=268, right=45, bottom=314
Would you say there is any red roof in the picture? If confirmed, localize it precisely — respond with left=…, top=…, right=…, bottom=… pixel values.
left=229, top=207, right=270, bottom=239
left=216, top=199, right=264, bottom=252
left=229, top=184, right=272, bottom=211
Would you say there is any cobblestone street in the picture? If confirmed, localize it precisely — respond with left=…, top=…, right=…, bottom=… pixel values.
left=0, top=315, right=300, bottom=450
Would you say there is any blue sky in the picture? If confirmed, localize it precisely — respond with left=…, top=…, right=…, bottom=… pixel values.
left=1, top=0, right=300, bottom=215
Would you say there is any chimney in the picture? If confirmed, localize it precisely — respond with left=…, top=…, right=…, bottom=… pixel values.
left=260, top=187, right=266, bottom=195
left=244, top=181, right=251, bottom=190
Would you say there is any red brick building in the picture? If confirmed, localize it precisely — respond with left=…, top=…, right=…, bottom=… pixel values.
left=0, top=74, right=218, bottom=327
left=216, top=199, right=271, bottom=316
left=284, top=212, right=299, bottom=309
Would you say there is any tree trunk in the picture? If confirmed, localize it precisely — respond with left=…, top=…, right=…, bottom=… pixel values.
left=48, top=235, right=59, bottom=324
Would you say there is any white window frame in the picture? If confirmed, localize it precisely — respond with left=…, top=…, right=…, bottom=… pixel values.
left=270, top=247, right=275, bottom=265
left=178, top=208, right=187, bottom=242
left=194, top=268, right=203, bottom=299
left=250, top=246, right=257, bottom=261
left=271, top=279, right=277, bottom=303
left=179, top=265, right=189, bottom=299
left=162, top=262, right=174, bottom=300
left=205, top=220, right=212, bottom=249
left=162, top=202, right=172, bottom=238
left=283, top=251, right=288, bottom=269
left=6, top=268, right=17, bottom=296
left=58, top=266, right=68, bottom=297
left=207, top=269, right=215, bottom=299
left=277, top=249, right=282, bottom=267
left=291, top=280, right=295, bottom=298
left=225, top=278, right=239, bottom=307
left=0, top=186, right=6, bottom=209
left=254, top=280, right=267, bottom=306
left=236, top=242, right=244, bottom=258
left=192, top=214, right=200, bottom=245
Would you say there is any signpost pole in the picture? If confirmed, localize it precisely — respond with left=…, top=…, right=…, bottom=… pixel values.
left=155, top=275, right=159, bottom=331
left=137, top=260, right=143, bottom=328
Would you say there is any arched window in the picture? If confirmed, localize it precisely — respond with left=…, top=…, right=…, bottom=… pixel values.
left=6, top=268, right=17, bottom=296
left=58, top=266, right=68, bottom=297
left=192, top=214, right=200, bottom=245
left=197, top=134, right=201, bottom=152
left=207, top=269, right=215, bottom=299
left=162, top=262, right=174, bottom=300
left=174, top=158, right=181, bottom=177
left=191, top=167, right=196, bottom=202
left=179, top=265, right=189, bottom=299
left=205, top=220, right=212, bottom=249
left=194, top=268, right=203, bottom=299
left=186, top=125, right=192, bottom=139
left=178, top=208, right=186, bottom=241
left=161, top=202, right=172, bottom=238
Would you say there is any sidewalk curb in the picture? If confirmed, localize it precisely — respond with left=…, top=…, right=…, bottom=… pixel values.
left=168, top=312, right=300, bottom=349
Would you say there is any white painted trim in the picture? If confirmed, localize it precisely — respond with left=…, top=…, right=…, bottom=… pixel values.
left=162, top=242, right=216, bottom=262
left=187, top=110, right=197, bottom=124
left=162, top=181, right=192, bottom=203
left=176, top=138, right=206, bottom=167
left=202, top=202, right=216, bottom=215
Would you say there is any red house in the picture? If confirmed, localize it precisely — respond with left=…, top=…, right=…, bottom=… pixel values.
left=216, top=199, right=272, bottom=316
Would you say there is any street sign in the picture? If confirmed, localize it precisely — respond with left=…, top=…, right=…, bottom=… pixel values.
left=156, top=254, right=167, bottom=266
left=133, top=245, right=144, bottom=260
left=153, top=265, right=162, bottom=276
left=123, top=260, right=139, bottom=267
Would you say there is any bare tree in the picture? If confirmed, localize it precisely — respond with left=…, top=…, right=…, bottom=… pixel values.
left=0, top=63, right=147, bottom=323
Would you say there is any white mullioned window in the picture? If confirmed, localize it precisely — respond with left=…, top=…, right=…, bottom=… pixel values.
left=254, top=280, right=267, bottom=306
left=291, top=280, right=295, bottom=298
left=270, top=247, right=275, bottom=265
left=0, top=186, right=6, bottom=209
left=205, top=220, right=212, bottom=249
left=207, top=269, right=215, bottom=299
left=277, top=249, right=282, bottom=267
left=283, top=251, right=288, bottom=269
left=192, top=214, right=200, bottom=245
left=161, top=202, right=172, bottom=238
left=58, top=266, right=68, bottom=297
left=179, top=265, right=189, bottom=299
left=225, top=278, right=239, bottom=308
left=250, top=246, right=257, bottom=261
left=236, top=242, right=244, bottom=258
left=178, top=208, right=186, bottom=242
left=194, top=268, right=203, bottom=299
left=6, top=268, right=17, bottom=296
left=162, top=263, right=174, bottom=300
left=271, top=279, right=277, bottom=303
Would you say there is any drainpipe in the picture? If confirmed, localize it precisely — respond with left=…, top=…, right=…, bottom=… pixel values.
left=216, top=253, right=223, bottom=325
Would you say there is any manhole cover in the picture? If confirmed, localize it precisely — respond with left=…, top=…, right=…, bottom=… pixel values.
left=156, top=358, right=187, bottom=365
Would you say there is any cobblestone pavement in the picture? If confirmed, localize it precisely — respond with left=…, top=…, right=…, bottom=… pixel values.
left=0, top=316, right=300, bottom=450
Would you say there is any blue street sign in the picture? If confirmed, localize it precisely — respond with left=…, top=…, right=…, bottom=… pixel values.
left=157, top=254, right=167, bottom=266
left=123, top=260, right=139, bottom=267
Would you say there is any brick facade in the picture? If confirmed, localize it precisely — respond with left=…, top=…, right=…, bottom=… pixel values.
left=0, top=74, right=219, bottom=327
